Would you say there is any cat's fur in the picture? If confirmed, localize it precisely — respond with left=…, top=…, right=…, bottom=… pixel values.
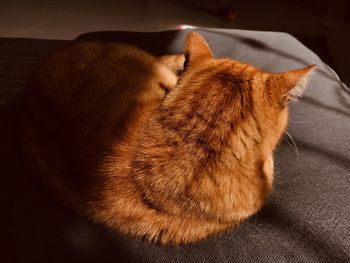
left=20, top=32, right=315, bottom=244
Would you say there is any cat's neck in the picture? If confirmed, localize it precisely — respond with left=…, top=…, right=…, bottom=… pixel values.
left=151, top=104, right=261, bottom=174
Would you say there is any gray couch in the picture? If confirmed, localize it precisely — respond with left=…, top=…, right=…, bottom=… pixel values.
left=2, top=29, right=350, bottom=262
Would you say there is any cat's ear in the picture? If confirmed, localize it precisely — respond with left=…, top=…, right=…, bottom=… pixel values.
left=275, top=64, right=316, bottom=101
left=184, top=32, right=213, bottom=65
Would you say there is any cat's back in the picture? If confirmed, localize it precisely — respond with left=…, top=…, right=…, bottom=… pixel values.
left=29, top=42, right=166, bottom=118
left=20, top=41, right=171, bottom=194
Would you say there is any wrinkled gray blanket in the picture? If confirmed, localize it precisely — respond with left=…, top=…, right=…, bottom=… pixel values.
left=1, top=29, right=349, bottom=263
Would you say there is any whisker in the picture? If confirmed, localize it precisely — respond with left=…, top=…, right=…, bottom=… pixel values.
left=282, top=136, right=295, bottom=151
left=289, top=121, right=313, bottom=124
left=284, top=129, right=299, bottom=160
left=275, top=166, right=281, bottom=177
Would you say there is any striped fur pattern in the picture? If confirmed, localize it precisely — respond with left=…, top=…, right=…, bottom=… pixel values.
left=19, top=32, right=315, bottom=244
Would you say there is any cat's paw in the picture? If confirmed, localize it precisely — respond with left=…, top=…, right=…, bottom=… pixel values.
left=158, top=54, right=185, bottom=76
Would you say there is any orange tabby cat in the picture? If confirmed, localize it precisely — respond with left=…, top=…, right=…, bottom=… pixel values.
left=20, top=32, right=315, bottom=244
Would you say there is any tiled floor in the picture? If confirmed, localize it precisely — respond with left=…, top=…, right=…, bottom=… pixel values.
left=0, top=0, right=151, bottom=39
left=0, top=0, right=323, bottom=39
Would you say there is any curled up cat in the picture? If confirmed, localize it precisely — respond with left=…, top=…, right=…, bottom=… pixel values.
left=19, top=32, right=315, bottom=244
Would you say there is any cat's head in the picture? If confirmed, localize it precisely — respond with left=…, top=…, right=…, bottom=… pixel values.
left=164, top=32, right=315, bottom=159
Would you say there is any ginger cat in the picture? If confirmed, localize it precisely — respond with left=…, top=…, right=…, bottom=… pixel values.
left=20, top=32, right=315, bottom=244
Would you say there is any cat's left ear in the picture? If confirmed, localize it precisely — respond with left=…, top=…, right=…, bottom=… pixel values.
left=184, top=32, right=213, bottom=66
left=275, top=64, right=316, bottom=101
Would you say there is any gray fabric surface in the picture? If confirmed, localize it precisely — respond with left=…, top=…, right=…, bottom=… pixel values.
left=1, top=29, right=350, bottom=263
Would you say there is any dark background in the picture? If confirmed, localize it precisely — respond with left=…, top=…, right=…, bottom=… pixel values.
left=0, top=0, right=349, bottom=94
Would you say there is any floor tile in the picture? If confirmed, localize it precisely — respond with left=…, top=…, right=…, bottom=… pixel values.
left=0, top=12, right=55, bottom=30
left=31, top=14, right=109, bottom=32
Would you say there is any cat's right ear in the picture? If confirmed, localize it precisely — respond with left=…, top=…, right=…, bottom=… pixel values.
left=276, top=64, right=316, bottom=101
left=184, top=32, right=213, bottom=66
